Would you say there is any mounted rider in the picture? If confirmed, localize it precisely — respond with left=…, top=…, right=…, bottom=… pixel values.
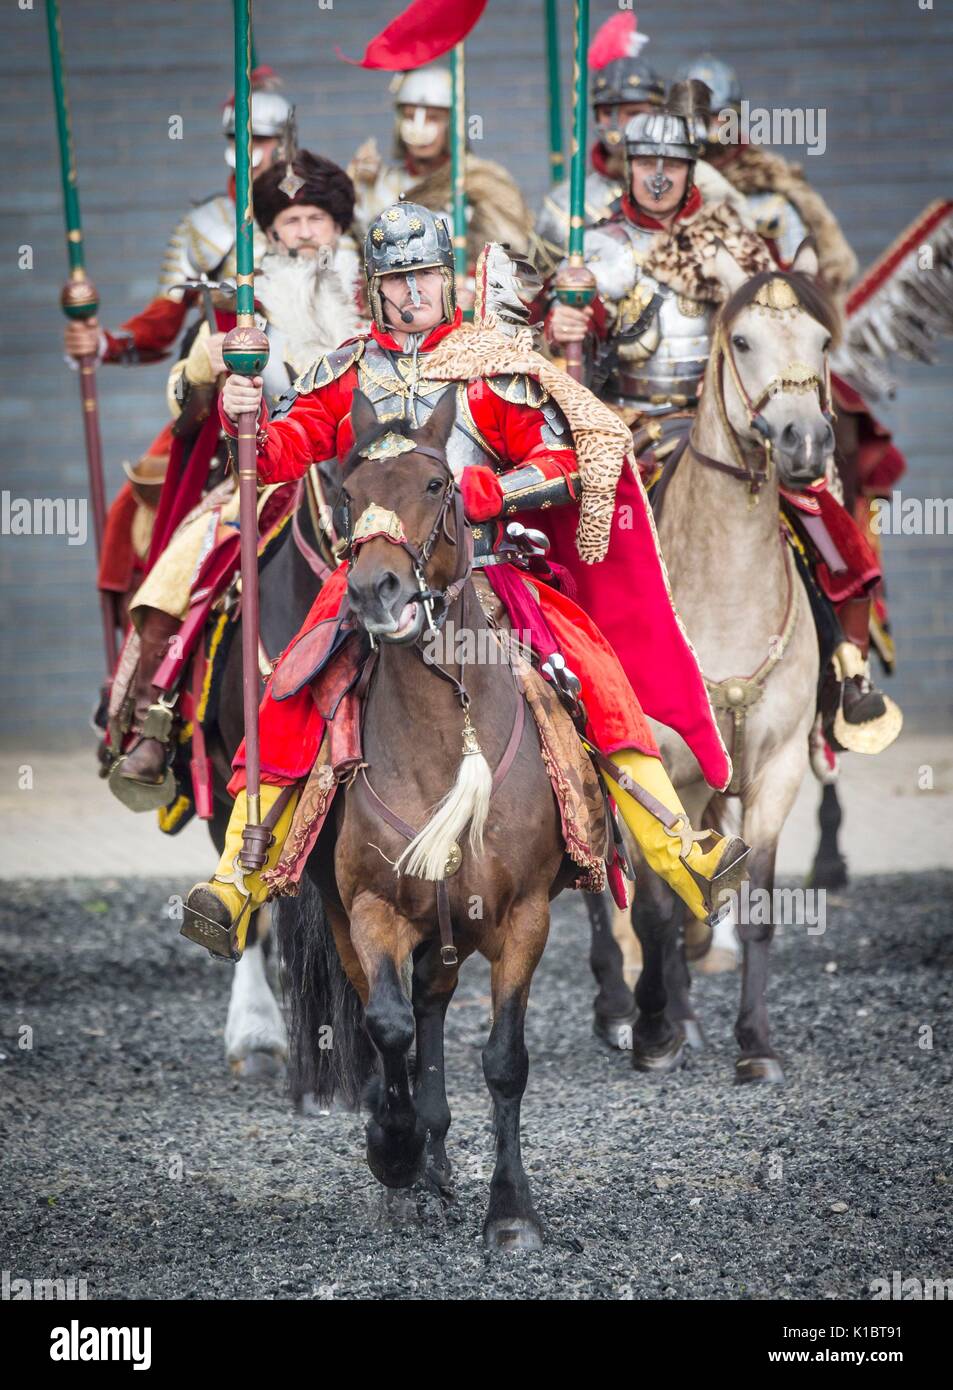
left=535, top=13, right=746, bottom=275
left=182, top=199, right=756, bottom=961
left=546, top=79, right=900, bottom=757
left=677, top=51, right=908, bottom=675
left=70, top=69, right=297, bottom=646
left=347, top=66, right=533, bottom=267
left=105, top=149, right=360, bottom=805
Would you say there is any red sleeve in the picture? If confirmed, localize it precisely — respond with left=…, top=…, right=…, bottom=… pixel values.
left=103, top=295, right=191, bottom=364
left=219, top=370, right=356, bottom=484
left=466, top=380, right=580, bottom=483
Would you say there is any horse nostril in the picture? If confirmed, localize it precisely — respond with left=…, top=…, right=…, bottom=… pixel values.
left=780, top=421, right=801, bottom=449
left=376, top=571, right=400, bottom=604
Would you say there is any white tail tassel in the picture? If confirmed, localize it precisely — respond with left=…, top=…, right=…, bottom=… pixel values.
left=396, top=712, right=492, bottom=881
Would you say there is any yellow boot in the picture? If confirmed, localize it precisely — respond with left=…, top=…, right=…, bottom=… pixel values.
left=603, top=750, right=750, bottom=925
left=181, top=783, right=299, bottom=962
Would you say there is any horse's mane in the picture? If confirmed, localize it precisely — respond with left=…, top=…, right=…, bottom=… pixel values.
left=342, top=416, right=417, bottom=476
left=719, top=269, right=842, bottom=347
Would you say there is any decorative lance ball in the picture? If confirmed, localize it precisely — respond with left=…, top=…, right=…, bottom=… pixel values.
left=60, top=274, right=99, bottom=321
left=554, top=261, right=597, bottom=310
left=222, top=323, right=270, bottom=377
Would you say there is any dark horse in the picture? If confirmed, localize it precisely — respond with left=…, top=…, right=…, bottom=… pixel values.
left=277, top=389, right=573, bottom=1250
left=204, top=473, right=334, bottom=1073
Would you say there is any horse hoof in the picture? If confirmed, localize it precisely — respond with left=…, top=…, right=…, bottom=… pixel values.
left=632, top=1028, right=687, bottom=1075
left=483, top=1216, right=544, bottom=1252
left=735, top=1055, right=785, bottom=1086
left=228, top=1049, right=286, bottom=1080
left=678, top=1018, right=706, bottom=1051
left=809, top=857, right=849, bottom=891
left=366, top=1119, right=426, bottom=1189
left=593, top=1009, right=636, bottom=1051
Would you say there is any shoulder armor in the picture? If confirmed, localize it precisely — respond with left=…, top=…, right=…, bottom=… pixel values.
left=485, top=373, right=550, bottom=409
left=157, top=193, right=236, bottom=296
left=292, top=338, right=366, bottom=396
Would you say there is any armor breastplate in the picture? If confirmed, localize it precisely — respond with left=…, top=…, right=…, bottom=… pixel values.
left=597, top=219, right=712, bottom=411
left=355, top=339, right=494, bottom=478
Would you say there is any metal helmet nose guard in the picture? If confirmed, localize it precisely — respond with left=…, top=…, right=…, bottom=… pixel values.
left=363, top=201, right=456, bottom=331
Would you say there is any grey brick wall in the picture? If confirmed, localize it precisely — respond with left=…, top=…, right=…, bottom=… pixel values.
left=1, top=0, right=951, bottom=744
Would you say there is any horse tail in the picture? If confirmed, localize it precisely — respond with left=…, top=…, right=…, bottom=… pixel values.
left=274, top=874, right=375, bottom=1109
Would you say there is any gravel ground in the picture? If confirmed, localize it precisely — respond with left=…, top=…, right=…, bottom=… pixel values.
left=1, top=873, right=951, bottom=1301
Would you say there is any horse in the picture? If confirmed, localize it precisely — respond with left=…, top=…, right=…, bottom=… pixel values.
left=277, top=386, right=575, bottom=1249
left=619, top=243, right=837, bottom=1084
left=205, top=472, right=335, bottom=1075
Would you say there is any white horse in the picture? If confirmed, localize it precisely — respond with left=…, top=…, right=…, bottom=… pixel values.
left=629, top=241, right=836, bottom=1084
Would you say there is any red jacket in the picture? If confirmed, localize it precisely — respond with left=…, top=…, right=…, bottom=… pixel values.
left=223, top=311, right=732, bottom=792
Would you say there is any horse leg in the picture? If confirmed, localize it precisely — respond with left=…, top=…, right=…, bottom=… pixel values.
left=482, top=894, right=549, bottom=1252
left=411, top=944, right=461, bottom=1201
left=733, top=843, right=785, bottom=1085
left=810, top=782, right=849, bottom=890
left=208, top=798, right=286, bottom=1076
left=350, top=894, right=426, bottom=1189
left=664, top=899, right=706, bottom=1050
left=586, top=890, right=637, bottom=1050
left=630, top=871, right=687, bottom=1073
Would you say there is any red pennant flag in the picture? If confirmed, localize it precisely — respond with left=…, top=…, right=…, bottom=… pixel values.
left=336, top=0, right=489, bottom=70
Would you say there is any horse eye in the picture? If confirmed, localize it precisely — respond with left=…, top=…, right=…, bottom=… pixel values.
left=732, top=334, right=750, bottom=352
left=426, top=477, right=444, bottom=495
left=822, top=336, right=832, bottom=353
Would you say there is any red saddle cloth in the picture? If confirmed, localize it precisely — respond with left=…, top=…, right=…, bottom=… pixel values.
left=227, top=562, right=660, bottom=797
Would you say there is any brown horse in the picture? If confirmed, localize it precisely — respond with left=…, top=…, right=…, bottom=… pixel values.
left=280, top=388, right=572, bottom=1249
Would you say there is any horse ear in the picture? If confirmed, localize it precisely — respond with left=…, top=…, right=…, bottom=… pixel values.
left=791, top=235, right=820, bottom=280
left=710, top=237, right=748, bottom=298
left=419, top=386, right=457, bottom=452
left=349, top=389, right=379, bottom=443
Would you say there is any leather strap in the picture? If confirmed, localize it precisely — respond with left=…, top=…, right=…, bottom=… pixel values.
left=292, top=479, right=334, bottom=582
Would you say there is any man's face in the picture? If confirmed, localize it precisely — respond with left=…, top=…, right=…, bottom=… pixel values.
left=379, top=268, right=446, bottom=334
left=630, top=156, right=691, bottom=216
left=269, top=204, right=340, bottom=257
left=398, top=105, right=450, bottom=161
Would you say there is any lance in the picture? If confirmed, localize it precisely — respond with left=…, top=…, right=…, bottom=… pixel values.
left=450, top=41, right=470, bottom=316
left=544, top=0, right=565, bottom=184
left=222, top=0, right=269, bottom=844
left=44, top=0, right=117, bottom=670
left=553, top=0, right=596, bottom=382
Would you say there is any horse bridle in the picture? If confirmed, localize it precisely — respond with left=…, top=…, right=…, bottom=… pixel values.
left=342, top=443, right=473, bottom=641
left=690, top=314, right=835, bottom=500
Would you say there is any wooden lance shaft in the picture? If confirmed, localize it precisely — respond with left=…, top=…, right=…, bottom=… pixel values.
left=222, top=0, right=269, bottom=840
left=45, top=0, right=116, bottom=668
left=553, top=0, right=596, bottom=383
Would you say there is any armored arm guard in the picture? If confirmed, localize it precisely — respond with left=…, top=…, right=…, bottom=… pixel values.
left=498, top=463, right=581, bottom=516
left=157, top=194, right=237, bottom=298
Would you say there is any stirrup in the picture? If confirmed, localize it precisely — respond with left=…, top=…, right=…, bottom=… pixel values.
left=180, top=883, right=253, bottom=963
left=832, top=693, right=903, bottom=755
left=681, top=835, right=751, bottom=922
left=107, top=756, right=176, bottom=812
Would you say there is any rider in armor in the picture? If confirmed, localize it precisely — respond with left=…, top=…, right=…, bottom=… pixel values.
left=182, top=200, right=754, bottom=961
left=106, top=151, right=360, bottom=801
left=347, top=66, right=533, bottom=267
left=547, top=81, right=898, bottom=758
left=677, top=52, right=904, bottom=709
left=535, top=16, right=747, bottom=275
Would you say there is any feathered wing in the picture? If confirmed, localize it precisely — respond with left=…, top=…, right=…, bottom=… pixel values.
left=473, top=242, right=544, bottom=336
left=835, top=199, right=953, bottom=399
